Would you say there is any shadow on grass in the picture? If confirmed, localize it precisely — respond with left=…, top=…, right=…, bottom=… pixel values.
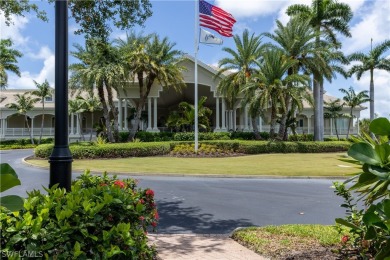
left=154, top=200, right=254, bottom=234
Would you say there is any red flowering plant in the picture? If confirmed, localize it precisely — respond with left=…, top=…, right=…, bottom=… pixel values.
left=1, top=170, right=159, bottom=258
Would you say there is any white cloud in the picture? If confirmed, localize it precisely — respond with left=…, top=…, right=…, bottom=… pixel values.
left=0, top=12, right=30, bottom=46
left=7, top=47, right=55, bottom=89
left=215, top=0, right=287, bottom=18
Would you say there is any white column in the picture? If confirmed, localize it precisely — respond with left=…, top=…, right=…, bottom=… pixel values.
left=229, top=111, right=233, bottom=130
left=118, top=98, right=123, bottom=131
left=124, top=99, right=128, bottom=130
left=1, top=119, right=4, bottom=137
left=249, top=114, right=253, bottom=131
left=147, top=97, right=152, bottom=131
left=233, top=109, right=236, bottom=131
left=4, top=118, right=7, bottom=136
left=215, top=97, right=220, bottom=131
left=76, top=114, right=80, bottom=135
left=259, top=116, right=263, bottom=132
left=31, top=116, right=34, bottom=138
left=221, top=98, right=226, bottom=131
left=153, top=98, right=159, bottom=131
left=357, top=117, right=360, bottom=135
left=330, top=118, right=333, bottom=136
left=244, top=105, right=249, bottom=131
left=71, top=113, right=75, bottom=135
left=307, top=116, right=311, bottom=134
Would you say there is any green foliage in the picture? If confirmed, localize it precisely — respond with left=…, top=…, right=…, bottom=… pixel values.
left=0, top=0, right=47, bottom=26
left=118, top=132, right=130, bottom=143
left=0, top=163, right=24, bottom=212
left=35, top=142, right=171, bottom=159
left=173, top=132, right=230, bottom=141
left=170, top=143, right=235, bottom=156
left=335, top=117, right=390, bottom=259
left=237, top=141, right=350, bottom=154
left=135, top=131, right=174, bottom=142
left=288, top=134, right=314, bottom=142
left=0, top=171, right=157, bottom=258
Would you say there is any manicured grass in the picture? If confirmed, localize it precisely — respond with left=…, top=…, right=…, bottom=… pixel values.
left=232, top=224, right=345, bottom=258
left=27, top=153, right=359, bottom=176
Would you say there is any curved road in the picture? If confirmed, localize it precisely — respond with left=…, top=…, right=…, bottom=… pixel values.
left=1, top=149, right=346, bottom=234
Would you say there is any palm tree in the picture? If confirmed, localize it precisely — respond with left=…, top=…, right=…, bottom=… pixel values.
left=78, top=94, right=102, bottom=141
left=216, top=29, right=264, bottom=139
left=69, top=97, right=86, bottom=141
left=324, top=99, right=344, bottom=140
left=30, top=79, right=52, bottom=144
left=243, top=49, right=310, bottom=137
left=262, top=18, right=329, bottom=140
left=287, top=0, right=353, bottom=141
left=339, top=86, right=369, bottom=139
left=0, top=39, right=23, bottom=89
left=348, top=40, right=390, bottom=121
left=6, top=93, right=39, bottom=144
left=117, top=33, right=186, bottom=140
left=69, top=38, right=123, bottom=142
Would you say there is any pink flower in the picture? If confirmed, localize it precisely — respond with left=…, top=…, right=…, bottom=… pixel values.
left=139, top=216, right=145, bottom=221
left=154, top=211, right=159, bottom=220
left=114, top=180, right=126, bottom=188
left=139, top=199, right=145, bottom=204
left=145, top=189, right=154, bottom=197
left=151, top=222, right=157, bottom=227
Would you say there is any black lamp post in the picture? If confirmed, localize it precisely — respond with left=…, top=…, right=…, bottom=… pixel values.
left=49, top=0, right=72, bottom=190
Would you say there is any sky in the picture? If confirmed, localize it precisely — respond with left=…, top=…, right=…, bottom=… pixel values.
left=1, top=0, right=389, bottom=119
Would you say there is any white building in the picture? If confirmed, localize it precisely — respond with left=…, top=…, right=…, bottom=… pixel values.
left=0, top=57, right=365, bottom=140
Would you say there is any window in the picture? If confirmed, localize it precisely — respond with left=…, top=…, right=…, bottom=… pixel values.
left=45, top=96, right=53, bottom=102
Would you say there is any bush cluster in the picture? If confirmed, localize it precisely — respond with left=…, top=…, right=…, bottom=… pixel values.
left=170, top=143, right=235, bottom=156
left=0, top=138, right=54, bottom=150
left=35, top=142, right=171, bottom=159
left=0, top=172, right=158, bottom=259
left=35, top=140, right=350, bottom=159
left=288, top=134, right=314, bottom=142
left=135, top=131, right=174, bottom=142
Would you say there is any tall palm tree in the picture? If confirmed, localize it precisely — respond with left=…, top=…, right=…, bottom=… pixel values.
left=30, top=79, right=52, bottom=144
left=348, top=40, right=390, bottom=121
left=69, top=38, right=124, bottom=142
left=339, top=86, right=369, bottom=139
left=117, top=33, right=186, bottom=140
left=324, top=99, right=344, bottom=140
left=78, top=94, right=102, bottom=141
left=6, top=93, right=39, bottom=144
left=262, top=18, right=329, bottom=140
left=69, top=97, right=86, bottom=141
left=243, top=49, right=310, bottom=137
left=0, top=39, right=23, bottom=89
left=216, top=29, right=264, bottom=138
left=287, top=0, right=353, bottom=141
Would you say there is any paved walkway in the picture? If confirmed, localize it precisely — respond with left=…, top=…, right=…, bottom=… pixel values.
left=149, top=234, right=269, bottom=260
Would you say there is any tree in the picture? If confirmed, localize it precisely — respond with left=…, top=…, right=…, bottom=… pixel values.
left=78, top=94, right=101, bottom=141
left=30, top=79, right=52, bottom=144
left=0, top=39, right=23, bottom=89
left=324, top=99, right=344, bottom=140
left=68, top=97, right=86, bottom=141
left=117, top=33, right=186, bottom=140
left=216, top=29, right=264, bottom=139
left=0, top=0, right=47, bottom=26
left=262, top=18, right=328, bottom=140
left=243, top=49, right=310, bottom=137
left=348, top=40, right=390, bottom=122
left=287, top=0, right=353, bottom=141
left=339, top=86, right=369, bottom=139
left=69, top=39, right=123, bottom=142
left=6, top=93, right=39, bottom=144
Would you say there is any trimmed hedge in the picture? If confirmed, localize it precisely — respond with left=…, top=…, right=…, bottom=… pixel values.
left=35, top=142, right=171, bottom=159
left=237, top=141, right=351, bottom=154
left=35, top=140, right=351, bottom=159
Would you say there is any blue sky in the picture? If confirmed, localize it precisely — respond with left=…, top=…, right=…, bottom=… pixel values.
left=1, top=0, right=389, bottom=119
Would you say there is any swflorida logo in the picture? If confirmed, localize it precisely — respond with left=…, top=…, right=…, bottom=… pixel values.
left=1, top=251, right=44, bottom=258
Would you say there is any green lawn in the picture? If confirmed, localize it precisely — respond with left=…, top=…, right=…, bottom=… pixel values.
left=27, top=153, right=359, bottom=177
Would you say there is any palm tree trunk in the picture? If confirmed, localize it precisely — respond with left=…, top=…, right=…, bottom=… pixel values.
left=278, top=94, right=290, bottom=141
left=270, top=105, right=277, bottom=138
left=39, top=101, right=45, bottom=144
left=97, top=85, right=114, bottom=142
left=25, top=114, right=34, bottom=145
left=313, top=73, right=321, bottom=141
left=334, top=118, right=339, bottom=141
left=370, top=69, right=374, bottom=121
left=77, top=113, right=85, bottom=141
left=90, top=112, right=94, bottom=141
left=105, top=83, right=119, bottom=142
left=347, top=109, right=353, bottom=139
left=251, top=117, right=261, bottom=140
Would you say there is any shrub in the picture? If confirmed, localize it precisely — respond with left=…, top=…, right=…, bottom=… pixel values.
left=0, top=138, right=53, bottom=150
left=288, top=134, right=314, bottom=142
left=229, top=131, right=270, bottom=140
left=0, top=172, right=158, bottom=259
left=35, top=142, right=171, bottom=159
left=170, top=142, right=236, bottom=156
left=135, top=131, right=174, bottom=142
left=118, top=132, right=130, bottom=142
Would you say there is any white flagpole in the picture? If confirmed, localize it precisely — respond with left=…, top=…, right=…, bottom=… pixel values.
left=194, top=0, right=199, bottom=152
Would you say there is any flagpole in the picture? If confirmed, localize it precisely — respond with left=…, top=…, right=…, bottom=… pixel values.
left=194, top=0, right=199, bottom=153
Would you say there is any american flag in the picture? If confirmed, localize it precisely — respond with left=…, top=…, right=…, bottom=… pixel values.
left=199, top=0, right=236, bottom=37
